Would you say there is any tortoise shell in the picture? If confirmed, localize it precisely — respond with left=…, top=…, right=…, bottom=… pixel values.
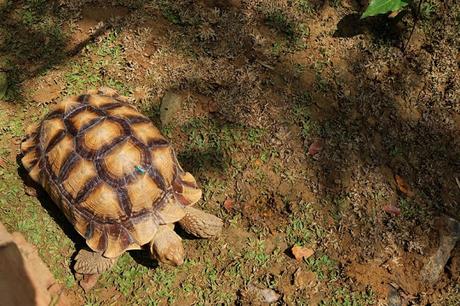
left=20, top=89, right=202, bottom=258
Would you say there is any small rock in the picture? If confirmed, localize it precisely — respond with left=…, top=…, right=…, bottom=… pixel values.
left=387, top=286, right=402, bottom=306
left=160, top=91, right=183, bottom=126
left=420, top=216, right=460, bottom=285
left=293, top=268, right=316, bottom=289
left=291, top=245, right=314, bottom=261
left=223, top=198, right=234, bottom=212
left=308, top=140, right=322, bottom=156
left=246, top=284, right=281, bottom=304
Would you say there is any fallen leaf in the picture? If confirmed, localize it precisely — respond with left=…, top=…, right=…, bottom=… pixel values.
left=388, top=10, right=401, bottom=18
left=395, top=175, right=414, bottom=197
left=291, top=245, right=314, bottom=261
left=383, top=204, right=401, bottom=216
left=308, top=140, right=322, bottom=156
left=223, top=198, right=234, bottom=211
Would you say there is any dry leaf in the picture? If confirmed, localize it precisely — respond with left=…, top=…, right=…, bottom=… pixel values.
left=383, top=204, right=401, bottom=216
left=395, top=175, right=414, bottom=197
left=388, top=10, right=401, bottom=18
left=223, top=198, right=234, bottom=211
left=308, top=140, right=322, bottom=156
left=291, top=245, right=314, bottom=261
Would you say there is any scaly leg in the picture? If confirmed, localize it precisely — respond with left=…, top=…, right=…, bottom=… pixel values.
left=74, top=248, right=117, bottom=292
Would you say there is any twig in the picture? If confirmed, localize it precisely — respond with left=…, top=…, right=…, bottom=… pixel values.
left=256, top=60, right=275, bottom=70
left=403, top=0, right=424, bottom=53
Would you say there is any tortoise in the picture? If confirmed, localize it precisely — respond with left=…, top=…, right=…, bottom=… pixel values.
left=20, top=87, right=222, bottom=290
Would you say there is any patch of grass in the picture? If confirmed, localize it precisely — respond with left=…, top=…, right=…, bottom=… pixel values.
left=296, top=0, right=315, bottom=14
left=266, top=10, right=296, bottom=38
left=292, top=93, right=316, bottom=140
left=306, top=254, right=338, bottom=281
left=399, top=198, right=428, bottom=220
left=421, top=1, right=437, bottom=20
left=64, top=61, right=102, bottom=95
left=244, top=238, right=270, bottom=267
left=320, top=286, right=376, bottom=306
left=64, top=30, right=130, bottom=96
left=285, top=201, right=319, bottom=246
left=159, top=2, right=182, bottom=25
left=263, top=7, right=309, bottom=52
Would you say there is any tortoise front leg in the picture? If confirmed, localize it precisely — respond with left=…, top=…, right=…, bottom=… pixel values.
left=74, top=248, right=118, bottom=292
left=178, top=206, right=223, bottom=238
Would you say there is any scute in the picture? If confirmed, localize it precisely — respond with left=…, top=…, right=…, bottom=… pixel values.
left=40, top=117, right=65, bottom=150
left=20, top=88, right=203, bottom=258
left=87, top=95, right=116, bottom=108
left=103, top=140, right=143, bottom=179
left=78, top=181, right=126, bottom=220
left=126, top=174, right=163, bottom=214
left=106, top=105, right=143, bottom=119
left=151, top=146, right=176, bottom=185
left=82, top=119, right=124, bottom=151
left=69, top=108, right=100, bottom=131
left=62, top=157, right=97, bottom=199
left=46, top=135, right=74, bottom=177
left=131, top=122, right=165, bottom=145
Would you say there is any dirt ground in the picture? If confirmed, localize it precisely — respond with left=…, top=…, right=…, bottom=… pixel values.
left=0, top=0, right=459, bottom=305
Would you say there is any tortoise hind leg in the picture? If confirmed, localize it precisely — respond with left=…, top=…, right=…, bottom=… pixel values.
left=74, top=248, right=118, bottom=292
left=178, top=206, right=223, bottom=238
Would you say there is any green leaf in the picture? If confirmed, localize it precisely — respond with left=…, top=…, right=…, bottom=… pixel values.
left=361, top=0, right=409, bottom=19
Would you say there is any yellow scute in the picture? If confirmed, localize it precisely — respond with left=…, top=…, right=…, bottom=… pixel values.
left=131, top=122, right=164, bottom=145
left=62, top=158, right=97, bottom=199
left=46, top=135, right=74, bottom=176
left=103, top=140, right=142, bottom=178
left=79, top=182, right=124, bottom=219
left=83, top=119, right=123, bottom=151
left=126, top=175, right=162, bottom=213
left=151, top=146, right=175, bottom=184
left=41, top=118, right=65, bottom=150
left=70, top=109, right=100, bottom=131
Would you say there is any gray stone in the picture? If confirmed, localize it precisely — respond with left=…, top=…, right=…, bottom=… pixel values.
left=160, top=91, right=183, bottom=126
left=420, top=216, right=460, bottom=285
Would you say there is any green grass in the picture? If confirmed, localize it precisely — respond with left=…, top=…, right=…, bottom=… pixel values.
left=319, top=286, right=376, bottom=306
left=262, top=6, right=310, bottom=52
left=64, top=30, right=130, bottom=96
left=285, top=201, right=321, bottom=246
left=306, top=254, right=338, bottom=281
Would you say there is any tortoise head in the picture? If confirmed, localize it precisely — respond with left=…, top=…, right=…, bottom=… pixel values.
left=149, top=225, right=185, bottom=266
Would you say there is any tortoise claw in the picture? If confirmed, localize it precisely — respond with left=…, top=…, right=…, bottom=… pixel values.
left=79, top=273, right=99, bottom=292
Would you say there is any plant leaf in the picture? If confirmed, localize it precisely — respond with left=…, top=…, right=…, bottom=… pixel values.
left=361, top=0, right=409, bottom=19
